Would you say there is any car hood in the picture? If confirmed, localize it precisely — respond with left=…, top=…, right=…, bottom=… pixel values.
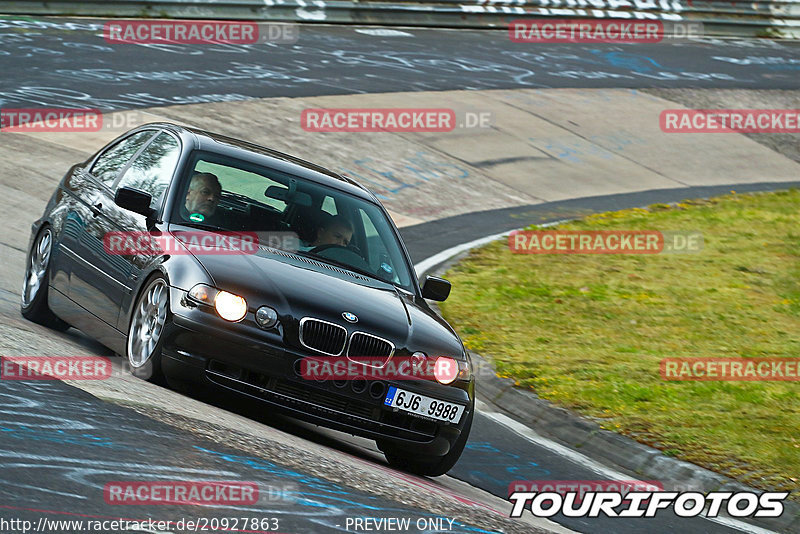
left=185, top=245, right=464, bottom=357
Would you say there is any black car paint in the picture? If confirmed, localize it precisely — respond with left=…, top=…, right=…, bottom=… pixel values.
left=29, top=122, right=474, bottom=456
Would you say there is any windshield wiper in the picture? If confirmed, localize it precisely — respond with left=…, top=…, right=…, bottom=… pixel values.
left=297, top=250, right=387, bottom=284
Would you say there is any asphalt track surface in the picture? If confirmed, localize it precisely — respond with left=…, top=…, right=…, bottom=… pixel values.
left=1, top=18, right=800, bottom=112
left=2, top=17, right=799, bottom=534
left=0, top=379, right=467, bottom=534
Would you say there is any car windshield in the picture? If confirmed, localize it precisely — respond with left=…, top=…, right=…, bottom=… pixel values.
left=170, top=151, right=415, bottom=292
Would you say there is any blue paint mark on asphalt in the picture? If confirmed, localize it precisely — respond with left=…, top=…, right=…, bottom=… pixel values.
left=195, top=446, right=502, bottom=533
left=341, top=152, right=470, bottom=198
left=591, top=51, right=666, bottom=73
left=534, top=132, right=641, bottom=164
left=195, top=446, right=351, bottom=497
left=0, top=425, right=117, bottom=448
left=462, top=441, right=552, bottom=487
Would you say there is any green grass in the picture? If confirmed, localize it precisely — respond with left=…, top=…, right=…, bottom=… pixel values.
left=441, top=190, right=800, bottom=496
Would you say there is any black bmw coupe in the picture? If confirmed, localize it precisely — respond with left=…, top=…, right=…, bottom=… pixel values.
left=21, top=123, right=474, bottom=476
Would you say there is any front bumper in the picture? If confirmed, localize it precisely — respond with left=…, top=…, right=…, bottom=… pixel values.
left=162, top=288, right=474, bottom=456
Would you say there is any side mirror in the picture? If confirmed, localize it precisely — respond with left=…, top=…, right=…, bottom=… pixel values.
left=115, top=187, right=154, bottom=218
left=421, top=275, right=451, bottom=302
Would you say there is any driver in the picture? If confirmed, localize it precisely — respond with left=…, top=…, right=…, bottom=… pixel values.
left=301, top=214, right=354, bottom=250
left=183, top=172, right=222, bottom=221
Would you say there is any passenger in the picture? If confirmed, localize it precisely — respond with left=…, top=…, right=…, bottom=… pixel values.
left=311, top=214, right=354, bottom=247
left=300, top=214, right=354, bottom=251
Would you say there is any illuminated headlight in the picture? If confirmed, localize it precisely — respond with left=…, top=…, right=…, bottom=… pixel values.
left=187, top=284, right=247, bottom=322
left=214, top=291, right=248, bottom=322
left=433, top=356, right=471, bottom=384
left=255, top=306, right=279, bottom=329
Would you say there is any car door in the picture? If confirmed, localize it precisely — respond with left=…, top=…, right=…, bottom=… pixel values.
left=67, top=129, right=159, bottom=324
left=50, top=164, right=93, bottom=296
left=83, top=131, right=182, bottom=330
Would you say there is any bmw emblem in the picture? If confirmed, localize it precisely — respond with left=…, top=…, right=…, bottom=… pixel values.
left=342, top=312, right=358, bottom=323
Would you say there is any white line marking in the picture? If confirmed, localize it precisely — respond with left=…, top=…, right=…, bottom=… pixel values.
left=355, top=28, right=414, bottom=36
left=476, top=400, right=640, bottom=481
left=477, top=403, right=781, bottom=533
left=414, top=219, right=569, bottom=277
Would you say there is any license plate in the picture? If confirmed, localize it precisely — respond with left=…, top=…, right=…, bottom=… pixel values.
left=384, top=386, right=464, bottom=424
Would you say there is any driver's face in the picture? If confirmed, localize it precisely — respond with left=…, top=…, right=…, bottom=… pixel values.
left=185, top=178, right=221, bottom=217
left=315, top=224, right=353, bottom=247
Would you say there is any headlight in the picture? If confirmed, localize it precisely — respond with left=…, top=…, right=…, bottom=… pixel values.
left=434, top=356, right=464, bottom=384
left=214, top=291, right=248, bottom=322
left=432, top=356, right=471, bottom=384
left=187, top=284, right=248, bottom=322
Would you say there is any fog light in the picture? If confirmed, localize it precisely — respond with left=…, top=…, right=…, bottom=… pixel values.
left=411, top=351, right=427, bottom=368
left=255, top=306, right=278, bottom=329
left=214, top=291, right=247, bottom=322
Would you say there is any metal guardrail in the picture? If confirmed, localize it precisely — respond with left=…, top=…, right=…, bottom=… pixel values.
left=0, top=0, right=798, bottom=37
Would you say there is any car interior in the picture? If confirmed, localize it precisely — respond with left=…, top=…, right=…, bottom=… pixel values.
left=171, top=154, right=407, bottom=288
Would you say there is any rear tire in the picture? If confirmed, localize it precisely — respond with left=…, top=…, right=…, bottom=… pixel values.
left=21, top=226, right=70, bottom=331
left=380, top=409, right=474, bottom=477
left=126, top=276, right=169, bottom=383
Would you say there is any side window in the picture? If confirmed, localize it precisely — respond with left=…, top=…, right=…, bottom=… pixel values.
left=321, top=196, right=338, bottom=216
left=90, top=130, right=156, bottom=186
left=116, top=132, right=180, bottom=210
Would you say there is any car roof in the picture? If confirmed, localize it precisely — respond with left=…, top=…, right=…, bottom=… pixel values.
left=147, top=122, right=378, bottom=203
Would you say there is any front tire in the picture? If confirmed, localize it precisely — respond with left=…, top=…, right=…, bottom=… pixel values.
left=21, top=226, right=70, bottom=331
left=127, top=276, right=169, bottom=382
left=380, top=409, right=474, bottom=477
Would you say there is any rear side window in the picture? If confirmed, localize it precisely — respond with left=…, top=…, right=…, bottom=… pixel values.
left=90, top=130, right=157, bottom=186
left=115, top=132, right=181, bottom=210
left=321, top=195, right=338, bottom=216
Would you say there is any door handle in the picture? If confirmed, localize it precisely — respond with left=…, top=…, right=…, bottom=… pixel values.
left=91, top=202, right=103, bottom=217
